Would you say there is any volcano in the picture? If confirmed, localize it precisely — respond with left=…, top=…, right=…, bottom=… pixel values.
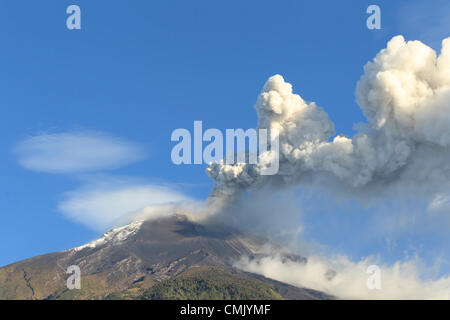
left=0, top=214, right=332, bottom=300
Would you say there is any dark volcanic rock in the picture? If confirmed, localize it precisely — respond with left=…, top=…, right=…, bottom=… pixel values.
left=0, top=215, right=333, bottom=300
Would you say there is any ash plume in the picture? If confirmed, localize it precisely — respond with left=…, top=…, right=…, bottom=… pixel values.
left=206, top=35, right=450, bottom=207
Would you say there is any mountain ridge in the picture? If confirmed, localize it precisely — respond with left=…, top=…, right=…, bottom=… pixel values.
left=0, top=214, right=334, bottom=300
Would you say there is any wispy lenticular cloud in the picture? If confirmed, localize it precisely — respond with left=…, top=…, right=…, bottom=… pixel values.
left=14, top=132, right=146, bottom=173
left=58, top=177, right=192, bottom=231
left=13, top=132, right=193, bottom=231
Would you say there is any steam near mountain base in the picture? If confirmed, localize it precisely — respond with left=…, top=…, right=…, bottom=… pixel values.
left=201, top=35, right=450, bottom=299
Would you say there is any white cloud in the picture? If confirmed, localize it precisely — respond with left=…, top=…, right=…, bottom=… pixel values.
left=14, top=132, right=146, bottom=173
left=427, top=193, right=450, bottom=228
left=429, top=193, right=450, bottom=212
left=236, top=251, right=450, bottom=299
left=207, top=35, right=450, bottom=211
left=58, top=178, right=192, bottom=231
left=203, top=36, right=450, bottom=298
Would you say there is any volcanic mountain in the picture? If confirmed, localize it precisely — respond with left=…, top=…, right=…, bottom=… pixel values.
left=0, top=214, right=332, bottom=300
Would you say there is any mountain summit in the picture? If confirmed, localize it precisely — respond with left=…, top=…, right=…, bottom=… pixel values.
left=0, top=215, right=332, bottom=300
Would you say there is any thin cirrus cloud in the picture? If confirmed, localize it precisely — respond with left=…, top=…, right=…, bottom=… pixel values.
left=13, top=132, right=146, bottom=174
left=13, top=132, right=194, bottom=231
left=58, top=178, right=192, bottom=231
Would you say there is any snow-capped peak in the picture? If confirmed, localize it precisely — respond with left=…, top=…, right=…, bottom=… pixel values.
left=72, top=220, right=144, bottom=252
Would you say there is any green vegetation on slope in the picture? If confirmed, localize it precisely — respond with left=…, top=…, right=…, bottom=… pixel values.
left=107, top=267, right=285, bottom=300
left=46, top=274, right=109, bottom=300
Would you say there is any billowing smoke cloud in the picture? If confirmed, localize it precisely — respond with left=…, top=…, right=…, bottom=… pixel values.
left=204, top=36, right=450, bottom=298
left=206, top=35, right=450, bottom=206
left=235, top=251, right=450, bottom=299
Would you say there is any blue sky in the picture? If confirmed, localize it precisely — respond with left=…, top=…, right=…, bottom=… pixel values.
left=0, top=0, right=449, bottom=271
